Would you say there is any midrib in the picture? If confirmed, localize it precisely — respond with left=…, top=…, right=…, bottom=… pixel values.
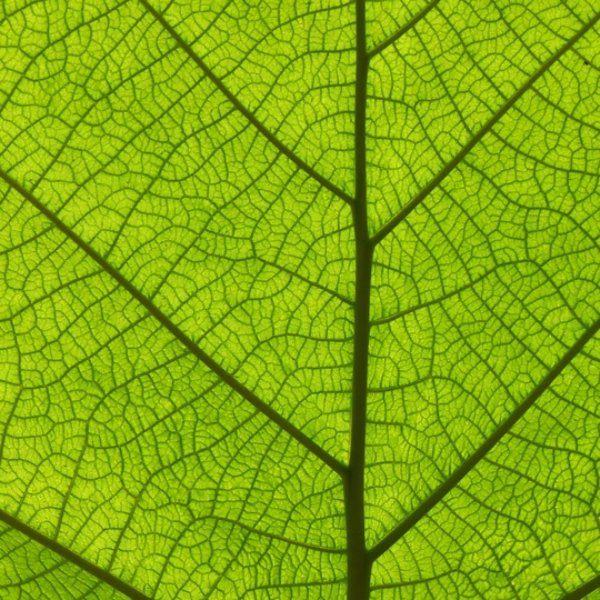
left=344, top=0, right=373, bottom=598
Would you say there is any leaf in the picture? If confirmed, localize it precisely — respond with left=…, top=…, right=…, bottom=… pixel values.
left=0, top=1, right=598, bottom=598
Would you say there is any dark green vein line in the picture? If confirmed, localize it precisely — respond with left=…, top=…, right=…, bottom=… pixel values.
left=369, top=317, right=600, bottom=560
left=195, top=515, right=345, bottom=554
left=257, top=257, right=354, bottom=306
left=0, top=509, right=151, bottom=600
left=0, top=169, right=346, bottom=477
left=345, top=1, right=372, bottom=599
left=371, top=11, right=600, bottom=246
left=370, top=570, right=453, bottom=590
left=137, top=0, right=354, bottom=206
left=367, top=0, right=440, bottom=59
left=369, top=268, right=500, bottom=326
left=561, top=574, right=600, bottom=599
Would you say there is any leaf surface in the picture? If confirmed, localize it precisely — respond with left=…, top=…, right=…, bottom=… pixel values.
left=0, top=0, right=598, bottom=598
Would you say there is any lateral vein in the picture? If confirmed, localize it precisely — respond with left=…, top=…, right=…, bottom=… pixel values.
left=371, top=11, right=600, bottom=246
left=561, top=574, right=600, bottom=599
left=368, top=317, right=600, bottom=559
left=0, top=168, right=346, bottom=477
left=367, top=0, right=440, bottom=59
left=137, top=0, right=354, bottom=206
left=0, top=508, right=151, bottom=600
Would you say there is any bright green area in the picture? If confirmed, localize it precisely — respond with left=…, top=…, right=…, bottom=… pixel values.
left=0, top=0, right=598, bottom=598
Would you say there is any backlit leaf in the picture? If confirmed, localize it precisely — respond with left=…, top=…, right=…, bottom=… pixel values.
left=0, top=1, right=598, bottom=598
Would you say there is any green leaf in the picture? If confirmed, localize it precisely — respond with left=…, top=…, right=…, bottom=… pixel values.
left=1, top=1, right=598, bottom=598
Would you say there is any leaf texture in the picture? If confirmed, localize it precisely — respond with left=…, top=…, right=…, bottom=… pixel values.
left=0, top=0, right=598, bottom=598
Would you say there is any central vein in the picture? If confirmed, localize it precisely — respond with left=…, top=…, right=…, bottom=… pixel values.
left=345, top=0, right=373, bottom=598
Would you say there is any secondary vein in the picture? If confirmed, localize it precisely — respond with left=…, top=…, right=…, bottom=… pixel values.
left=0, top=508, right=151, bottom=600
left=368, top=317, right=600, bottom=559
left=137, top=0, right=354, bottom=206
left=0, top=168, right=346, bottom=477
left=367, top=0, right=440, bottom=59
left=371, top=10, right=600, bottom=246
